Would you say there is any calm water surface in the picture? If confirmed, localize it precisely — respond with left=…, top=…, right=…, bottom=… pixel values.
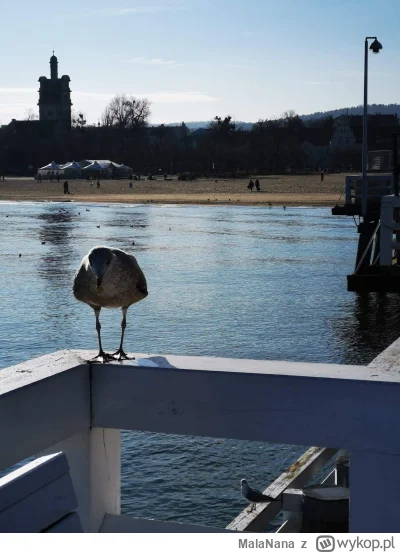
left=1, top=201, right=400, bottom=528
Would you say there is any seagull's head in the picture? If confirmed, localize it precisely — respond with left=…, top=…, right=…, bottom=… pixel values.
left=241, top=479, right=249, bottom=495
left=88, top=246, right=114, bottom=286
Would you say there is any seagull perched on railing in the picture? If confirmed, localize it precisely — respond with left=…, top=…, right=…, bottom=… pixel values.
left=73, top=245, right=148, bottom=362
left=241, top=479, right=275, bottom=513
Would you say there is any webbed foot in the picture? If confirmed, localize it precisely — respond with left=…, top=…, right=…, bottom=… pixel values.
left=90, top=350, right=117, bottom=363
left=111, top=348, right=135, bottom=362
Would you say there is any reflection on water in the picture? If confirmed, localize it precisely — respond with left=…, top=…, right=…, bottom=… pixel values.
left=332, top=292, right=400, bottom=365
left=0, top=201, right=399, bottom=528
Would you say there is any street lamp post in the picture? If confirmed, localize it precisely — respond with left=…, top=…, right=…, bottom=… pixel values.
left=362, top=37, right=383, bottom=218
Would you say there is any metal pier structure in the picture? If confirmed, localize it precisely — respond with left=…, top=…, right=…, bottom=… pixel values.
left=332, top=134, right=400, bottom=292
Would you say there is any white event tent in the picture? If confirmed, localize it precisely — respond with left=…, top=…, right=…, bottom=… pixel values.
left=37, top=159, right=133, bottom=179
left=38, top=161, right=61, bottom=174
left=62, top=161, right=82, bottom=178
left=63, top=161, right=81, bottom=170
left=81, top=161, right=104, bottom=175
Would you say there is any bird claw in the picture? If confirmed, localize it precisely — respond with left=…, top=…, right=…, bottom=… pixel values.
left=111, top=348, right=135, bottom=362
left=90, top=351, right=117, bottom=363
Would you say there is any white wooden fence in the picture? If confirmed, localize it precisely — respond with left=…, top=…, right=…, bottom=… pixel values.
left=344, top=174, right=393, bottom=206
left=380, top=195, right=400, bottom=265
left=1, top=342, right=400, bottom=532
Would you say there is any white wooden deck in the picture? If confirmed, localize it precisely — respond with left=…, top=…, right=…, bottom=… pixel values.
left=1, top=342, right=400, bottom=532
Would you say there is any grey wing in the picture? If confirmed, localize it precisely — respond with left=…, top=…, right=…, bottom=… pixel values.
left=72, top=262, right=89, bottom=302
left=112, top=247, right=141, bottom=270
left=247, top=487, right=270, bottom=503
left=112, top=248, right=148, bottom=298
left=136, top=270, right=148, bottom=297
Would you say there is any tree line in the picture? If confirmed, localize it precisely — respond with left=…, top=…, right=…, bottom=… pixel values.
left=0, top=94, right=396, bottom=175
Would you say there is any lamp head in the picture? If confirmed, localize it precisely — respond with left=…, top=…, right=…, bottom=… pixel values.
left=369, top=38, right=383, bottom=54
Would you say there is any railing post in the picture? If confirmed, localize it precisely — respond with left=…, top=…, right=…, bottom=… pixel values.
left=350, top=450, right=400, bottom=532
left=89, top=428, right=121, bottom=532
left=345, top=176, right=352, bottom=205
left=380, top=196, right=393, bottom=265
left=39, top=428, right=121, bottom=532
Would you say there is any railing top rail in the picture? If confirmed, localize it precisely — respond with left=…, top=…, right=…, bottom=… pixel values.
left=1, top=338, right=400, bottom=472
left=0, top=350, right=86, bottom=395
left=3, top=340, right=400, bottom=395
left=71, top=347, right=400, bottom=384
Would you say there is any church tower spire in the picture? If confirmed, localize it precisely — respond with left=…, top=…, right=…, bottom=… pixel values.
left=50, top=51, right=58, bottom=80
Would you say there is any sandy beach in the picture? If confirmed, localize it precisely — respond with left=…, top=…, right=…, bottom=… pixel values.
left=0, top=173, right=346, bottom=206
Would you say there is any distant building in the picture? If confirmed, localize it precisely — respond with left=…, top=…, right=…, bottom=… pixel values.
left=330, top=115, right=357, bottom=148
left=0, top=53, right=72, bottom=140
left=0, top=54, right=74, bottom=173
left=38, top=53, right=72, bottom=131
left=330, top=114, right=399, bottom=150
left=300, top=113, right=400, bottom=170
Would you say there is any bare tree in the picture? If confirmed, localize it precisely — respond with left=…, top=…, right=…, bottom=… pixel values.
left=281, top=109, right=297, bottom=120
left=101, top=94, right=151, bottom=129
left=71, top=110, right=87, bottom=130
left=25, top=109, right=38, bottom=121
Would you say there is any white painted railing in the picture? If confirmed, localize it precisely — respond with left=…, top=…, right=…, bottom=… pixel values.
left=345, top=174, right=393, bottom=206
left=380, top=195, right=400, bottom=265
left=1, top=342, right=400, bottom=532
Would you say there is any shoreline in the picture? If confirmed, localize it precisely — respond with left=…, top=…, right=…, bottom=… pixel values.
left=0, top=194, right=340, bottom=207
left=0, top=174, right=345, bottom=207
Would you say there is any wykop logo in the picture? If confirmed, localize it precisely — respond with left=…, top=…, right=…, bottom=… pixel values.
left=316, top=536, right=335, bottom=552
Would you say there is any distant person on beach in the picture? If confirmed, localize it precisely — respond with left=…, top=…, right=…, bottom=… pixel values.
left=63, top=181, right=70, bottom=194
left=129, top=181, right=133, bottom=188
left=37, top=173, right=42, bottom=183
left=320, top=170, right=324, bottom=183
left=97, top=179, right=100, bottom=188
left=247, top=179, right=254, bottom=191
left=255, top=179, right=260, bottom=191
left=56, top=173, right=60, bottom=183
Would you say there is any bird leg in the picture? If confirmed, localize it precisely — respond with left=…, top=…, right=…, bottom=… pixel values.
left=112, top=308, right=134, bottom=361
left=247, top=503, right=256, bottom=513
left=90, top=308, right=116, bottom=363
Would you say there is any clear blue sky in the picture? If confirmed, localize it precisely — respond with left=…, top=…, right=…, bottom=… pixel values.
left=1, top=0, right=399, bottom=125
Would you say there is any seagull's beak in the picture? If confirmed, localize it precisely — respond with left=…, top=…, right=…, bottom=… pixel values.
left=89, top=262, right=105, bottom=288
left=96, top=277, right=104, bottom=294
